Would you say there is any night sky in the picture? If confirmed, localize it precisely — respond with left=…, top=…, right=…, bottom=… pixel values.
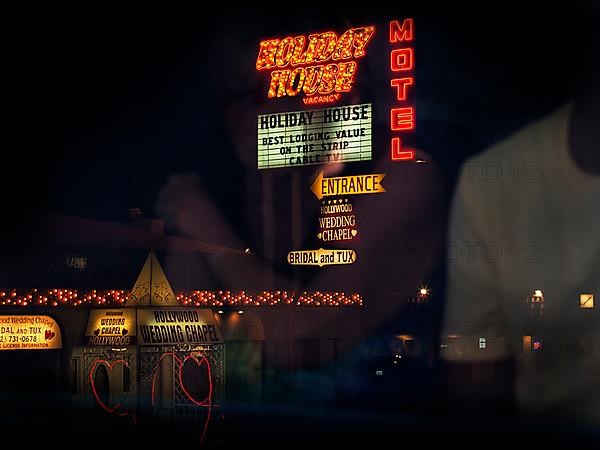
left=7, top=2, right=596, bottom=242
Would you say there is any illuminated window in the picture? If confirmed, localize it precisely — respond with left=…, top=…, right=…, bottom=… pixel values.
left=527, top=289, right=544, bottom=317
left=522, top=335, right=532, bottom=353
left=479, top=338, right=486, bottom=349
left=580, top=293, right=594, bottom=309
left=530, top=289, right=544, bottom=303
left=525, top=336, right=542, bottom=352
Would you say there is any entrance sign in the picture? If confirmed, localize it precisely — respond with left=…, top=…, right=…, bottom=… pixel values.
left=311, top=171, right=385, bottom=200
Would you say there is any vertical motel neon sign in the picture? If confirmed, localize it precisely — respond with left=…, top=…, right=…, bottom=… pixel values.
left=389, top=18, right=415, bottom=161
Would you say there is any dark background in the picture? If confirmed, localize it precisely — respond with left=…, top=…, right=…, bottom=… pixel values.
left=6, top=2, right=596, bottom=240
left=2, top=2, right=599, bottom=446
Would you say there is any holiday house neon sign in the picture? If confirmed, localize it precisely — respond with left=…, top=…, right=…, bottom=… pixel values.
left=256, top=26, right=376, bottom=105
left=389, top=18, right=415, bottom=161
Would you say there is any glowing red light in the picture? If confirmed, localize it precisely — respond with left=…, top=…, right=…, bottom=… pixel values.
left=391, top=138, right=415, bottom=161
left=390, top=48, right=414, bottom=72
left=151, top=352, right=213, bottom=444
left=390, top=77, right=414, bottom=101
left=0, top=289, right=362, bottom=307
left=389, top=18, right=414, bottom=43
left=390, top=107, right=415, bottom=131
left=89, top=359, right=131, bottom=417
left=389, top=19, right=415, bottom=162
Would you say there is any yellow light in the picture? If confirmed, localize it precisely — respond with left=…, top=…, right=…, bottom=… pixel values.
left=0, top=315, right=62, bottom=350
left=419, top=288, right=428, bottom=296
left=580, top=293, right=594, bottom=309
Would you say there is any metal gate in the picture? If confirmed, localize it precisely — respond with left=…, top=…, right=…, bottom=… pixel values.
left=83, top=347, right=137, bottom=423
left=140, top=344, right=225, bottom=421
left=83, top=343, right=224, bottom=440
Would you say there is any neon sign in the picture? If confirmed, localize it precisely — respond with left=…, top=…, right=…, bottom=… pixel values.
left=89, top=359, right=132, bottom=416
left=256, top=26, right=376, bottom=104
left=389, top=18, right=415, bottom=161
left=151, top=352, right=213, bottom=444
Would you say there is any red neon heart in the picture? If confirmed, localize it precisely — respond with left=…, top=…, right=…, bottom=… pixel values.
left=151, top=352, right=213, bottom=443
left=178, top=354, right=213, bottom=407
left=89, top=359, right=130, bottom=416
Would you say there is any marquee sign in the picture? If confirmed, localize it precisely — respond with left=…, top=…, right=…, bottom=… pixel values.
left=258, top=103, right=372, bottom=169
left=137, top=309, right=223, bottom=346
left=85, top=309, right=136, bottom=346
left=0, top=315, right=62, bottom=350
left=256, top=25, right=376, bottom=105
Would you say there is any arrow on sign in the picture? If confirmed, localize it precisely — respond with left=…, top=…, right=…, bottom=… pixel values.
left=311, top=172, right=386, bottom=200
